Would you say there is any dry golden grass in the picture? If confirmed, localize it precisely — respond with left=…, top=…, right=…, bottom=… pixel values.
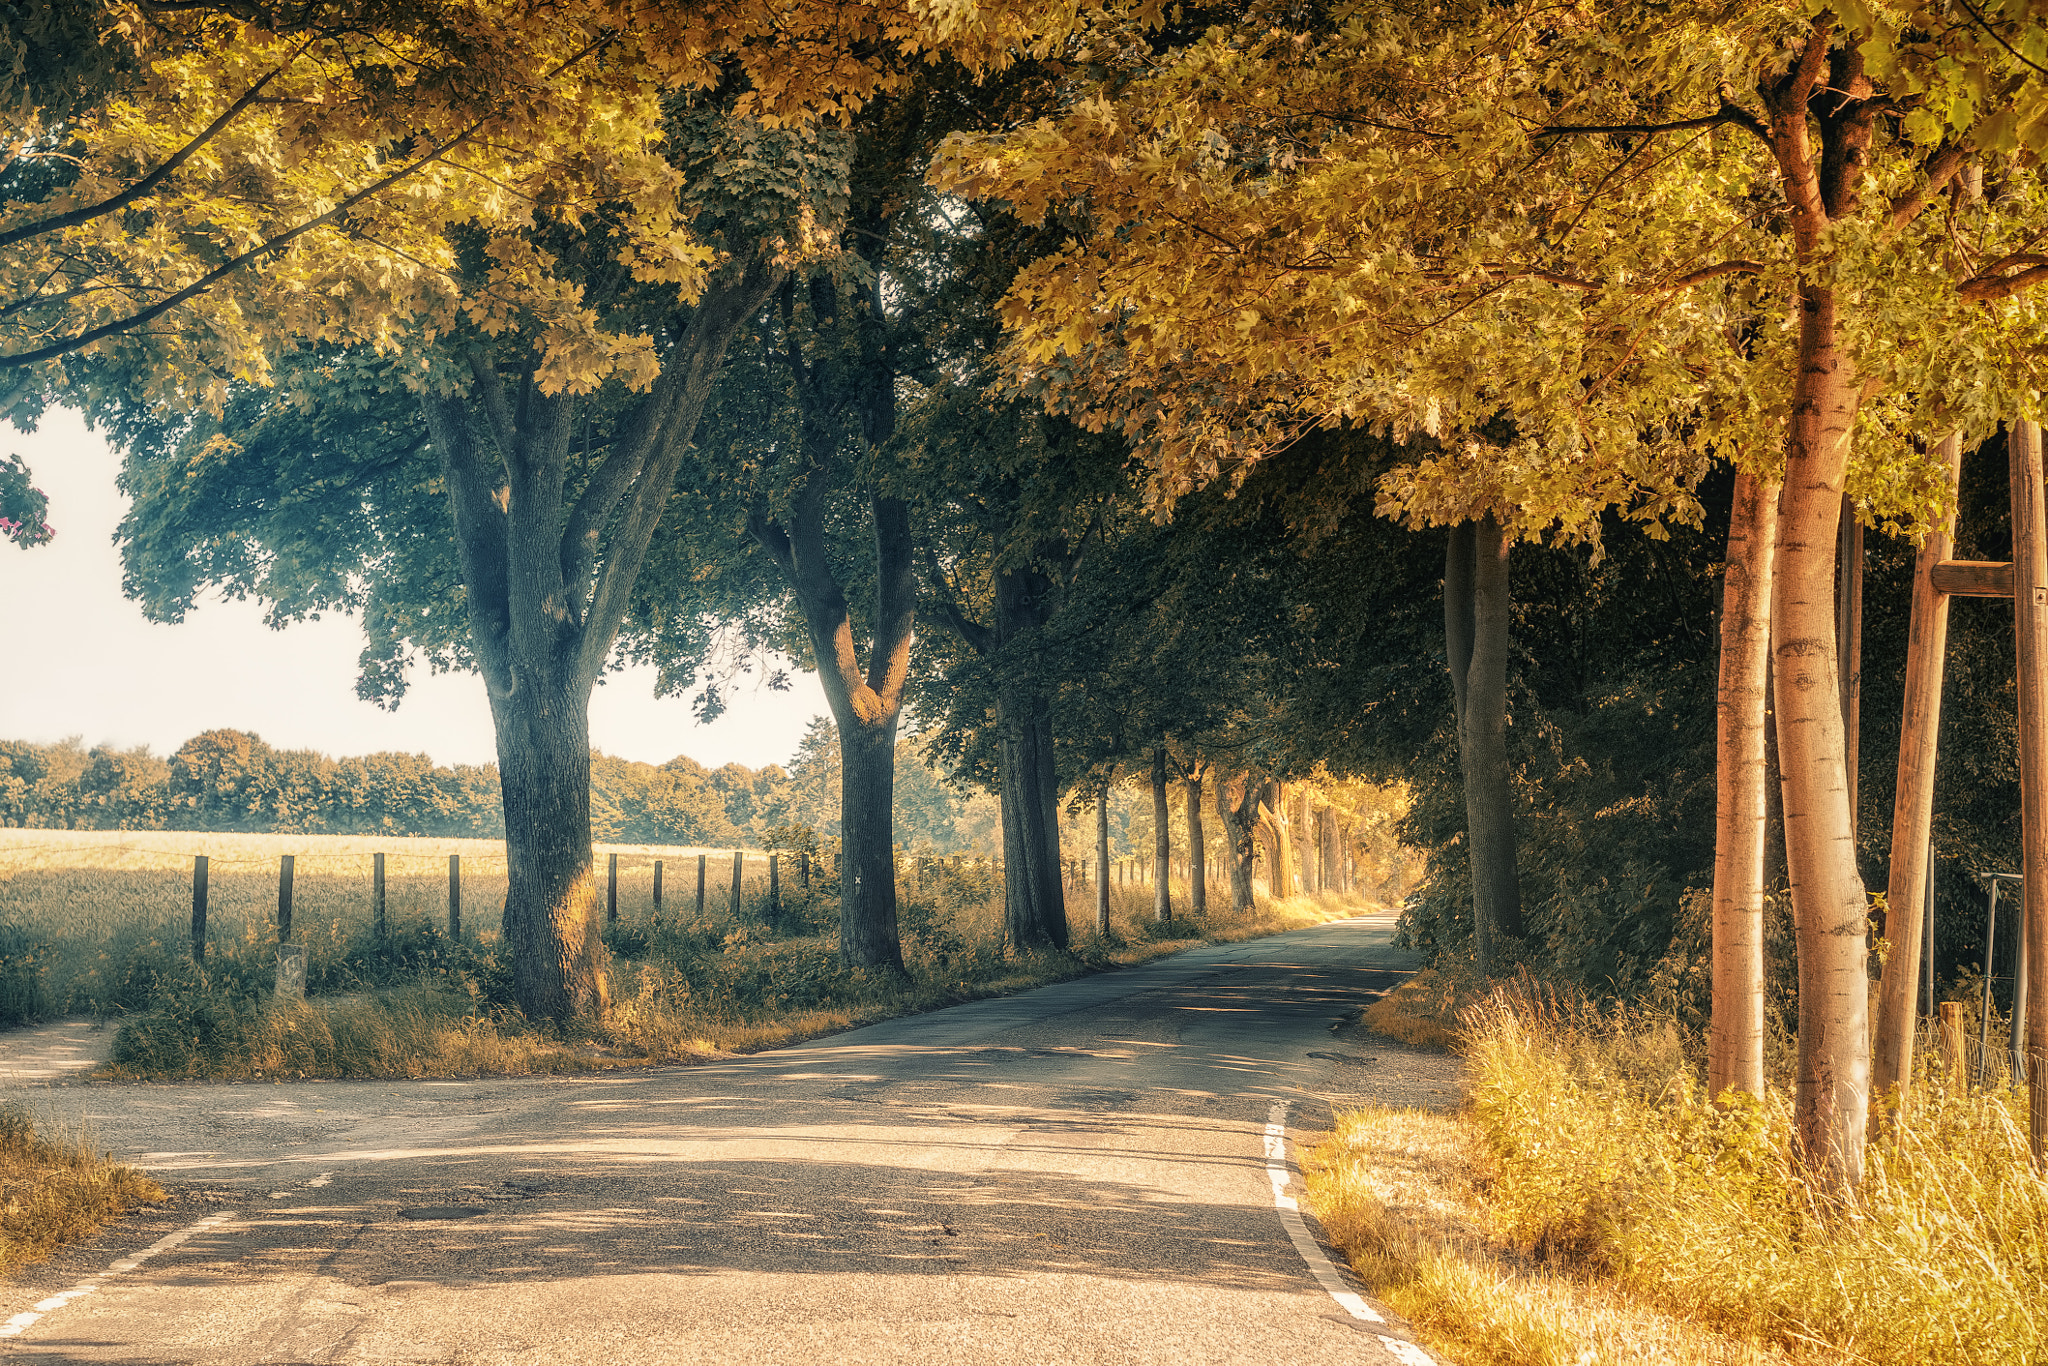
left=1306, top=1107, right=1792, bottom=1366
left=1306, top=990, right=2048, bottom=1366
left=0, top=1106, right=165, bottom=1276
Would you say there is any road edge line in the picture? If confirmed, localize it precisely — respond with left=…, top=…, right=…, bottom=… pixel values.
left=0, top=1209, right=237, bottom=1339
left=1264, top=1099, right=1437, bottom=1366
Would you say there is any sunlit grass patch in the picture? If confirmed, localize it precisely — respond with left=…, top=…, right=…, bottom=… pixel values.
left=0, top=1106, right=165, bottom=1277
left=1305, top=990, right=2048, bottom=1366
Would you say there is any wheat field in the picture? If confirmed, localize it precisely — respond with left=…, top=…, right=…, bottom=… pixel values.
left=0, top=828, right=775, bottom=947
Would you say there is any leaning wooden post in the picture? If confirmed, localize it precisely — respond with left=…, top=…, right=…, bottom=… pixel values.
left=1874, top=434, right=1965, bottom=1101
left=2014, top=417, right=2048, bottom=1164
left=190, top=855, right=208, bottom=964
left=447, top=853, right=461, bottom=940
left=730, top=850, right=744, bottom=918
left=607, top=852, right=619, bottom=925
left=372, top=851, right=387, bottom=940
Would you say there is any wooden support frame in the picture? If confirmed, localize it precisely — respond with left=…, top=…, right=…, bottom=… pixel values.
left=1882, top=422, right=2048, bottom=1164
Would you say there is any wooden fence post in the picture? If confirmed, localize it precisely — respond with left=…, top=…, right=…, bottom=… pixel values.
left=730, top=851, right=743, bottom=918
left=373, top=851, right=386, bottom=940
left=275, top=853, right=303, bottom=999
left=448, top=853, right=461, bottom=939
left=769, top=854, right=781, bottom=924
left=653, top=859, right=664, bottom=911
left=1939, top=1000, right=1965, bottom=1089
left=696, top=854, right=707, bottom=919
left=191, top=855, right=208, bottom=964
left=607, top=852, right=619, bottom=925
left=277, top=854, right=294, bottom=943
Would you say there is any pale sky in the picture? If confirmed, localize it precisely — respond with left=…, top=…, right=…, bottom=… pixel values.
left=0, top=409, right=825, bottom=770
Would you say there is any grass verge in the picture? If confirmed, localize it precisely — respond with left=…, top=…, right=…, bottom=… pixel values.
left=0, top=1106, right=164, bottom=1276
left=96, top=883, right=1360, bottom=1080
left=1306, top=988, right=2047, bottom=1366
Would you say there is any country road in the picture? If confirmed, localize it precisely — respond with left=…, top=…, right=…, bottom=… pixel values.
left=0, top=916, right=1454, bottom=1365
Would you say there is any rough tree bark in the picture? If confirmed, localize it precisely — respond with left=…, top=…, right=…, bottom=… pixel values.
left=1710, top=469, right=1780, bottom=1099
left=1151, top=747, right=1172, bottom=922
left=1218, top=772, right=1258, bottom=913
left=1872, top=434, right=1963, bottom=1100
left=422, top=249, right=778, bottom=1025
left=1185, top=767, right=1207, bottom=916
left=1447, top=512, right=1524, bottom=976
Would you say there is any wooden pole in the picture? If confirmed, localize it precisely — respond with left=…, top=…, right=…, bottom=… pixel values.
left=447, top=853, right=461, bottom=940
left=1838, top=496, right=1865, bottom=830
left=373, top=851, right=386, bottom=940
left=696, top=854, right=707, bottom=919
left=653, top=859, right=663, bottom=911
left=277, top=854, right=294, bottom=943
left=607, top=852, right=619, bottom=925
left=2013, top=417, right=2048, bottom=1163
left=769, top=853, right=781, bottom=924
left=1874, top=434, right=1964, bottom=1098
left=730, top=850, right=743, bottom=918
left=191, top=855, right=208, bottom=964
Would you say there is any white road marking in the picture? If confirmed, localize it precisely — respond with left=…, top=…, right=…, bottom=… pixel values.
left=0, top=1210, right=236, bottom=1339
left=0, top=1164, right=339, bottom=1341
left=1265, top=1100, right=1438, bottom=1366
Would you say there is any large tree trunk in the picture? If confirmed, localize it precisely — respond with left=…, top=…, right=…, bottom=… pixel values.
left=1711, top=469, right=1780, bottom=1099
left=1772, top=279, right=1871, bottom=1195
left=1270, top=781, right=1295, bottom=897
left=1151, top=747, right=1172, bottom=922
left=491, top=677, right=608, bottom=1022
left=1872, top=434, right=1963, bottom=1100
left=1185, top=769, right=1207, bottom=916
left=1255, top=782, right=1283, bottom=896
left=1218, top=773, right=1258, bottom=913
left=420, top=251, right=777, bottom=1025
left=1448, top=512, right=1524, bottom=975
left=749, top=482, right=917, bottom=974
left=838, top=705, right=905, bottom=970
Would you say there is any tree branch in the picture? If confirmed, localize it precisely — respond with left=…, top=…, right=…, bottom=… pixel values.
left=576, top=247, right=783, bottom=691
left=419, top=389, right=513, bottom=698
left=1536, top=97, right=1769, bottom=144
left=1960, top=255, right=2048, bottom=302
left=0, top=115, right=491, bottom=370
left=1885, top=144, right=1969, bottom=239
left=465, top=346, right=519, bottom=473
left=0, top=47, right=306, bottom=251
left=922, top=545, right=993, bottom=654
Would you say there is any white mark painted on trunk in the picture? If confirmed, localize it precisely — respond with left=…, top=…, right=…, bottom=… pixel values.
left=1265, top=1100, right=1437, bottom=1366
left=0, top=1210, right=236, bottom=1339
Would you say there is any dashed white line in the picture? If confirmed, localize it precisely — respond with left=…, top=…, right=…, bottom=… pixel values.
left=1265, top=1100, right=1437, bottom=1366
left=0, top=1210, right=236, bottom=1339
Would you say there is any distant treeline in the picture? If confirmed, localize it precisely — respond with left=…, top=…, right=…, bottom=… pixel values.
left=0, top=719, right=991, bottom=851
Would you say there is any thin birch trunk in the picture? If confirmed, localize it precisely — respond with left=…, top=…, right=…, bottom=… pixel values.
left=1710, top=469, right=1779, bottom=1099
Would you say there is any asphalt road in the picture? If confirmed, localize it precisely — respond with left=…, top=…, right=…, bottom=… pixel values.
left=1, top=916, right=1450, bottom=1365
